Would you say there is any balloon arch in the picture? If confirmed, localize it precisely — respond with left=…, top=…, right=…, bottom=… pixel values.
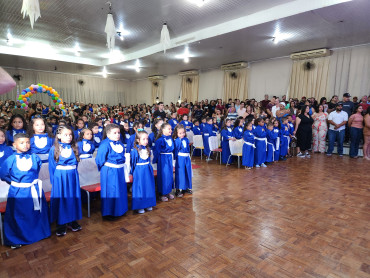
left=18, top=84, right=65, bottom=110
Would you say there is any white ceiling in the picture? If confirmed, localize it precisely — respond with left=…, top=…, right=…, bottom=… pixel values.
left=1, top=0, right=369, bottom=80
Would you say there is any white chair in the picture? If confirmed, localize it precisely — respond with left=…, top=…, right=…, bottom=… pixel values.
left=191, top=135, right=204, bottom=159
left=186, top=131, right=194, bottom=144
left=208, top=136, right=222, bottom=164
left=227, top=139, right=244, bottom=168
left=217, top=133, right=221, bottom=147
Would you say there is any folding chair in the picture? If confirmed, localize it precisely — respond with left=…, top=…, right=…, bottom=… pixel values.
left=208, top=136, right=222, bottom=164
left=226, top=139, right=244, bottom=168
left=186, top=131, right=194, bottom=144
left=191, top=135, right=204, bottom=159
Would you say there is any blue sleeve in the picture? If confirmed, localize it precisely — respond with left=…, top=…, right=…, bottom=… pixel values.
left=174, top=139, right=181, bottom=159
left=48, top=147, right=56, bottom=183
left=77, top=141, right=83, bottom=154
left=0, top=156, right=14, bottom=183
left=35, top=154, right=42, bottom=174
left=95, top=141, right=108, bottom=171
left=130, top=149, right=138, bottom=175
left=153, top=137, right=162, bottom=164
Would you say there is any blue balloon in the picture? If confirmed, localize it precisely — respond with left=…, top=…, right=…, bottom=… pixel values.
left=38, top=87, right=42, bottom=92
left=20, top=100, right=24, bottom=104
left=26, top=97, right=30, bottom=101
left=26, top=88, right=30, bottom=92
left=46, top=90, right=50, bottom=94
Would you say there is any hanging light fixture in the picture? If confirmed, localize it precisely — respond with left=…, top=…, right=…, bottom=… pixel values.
left=21, top=0, right=41, bottom=29
left=160, top=23, right=171, bottom=53
left=105, top=2, right=116, bottom=52
left=155, top=96, right=159, bottom=104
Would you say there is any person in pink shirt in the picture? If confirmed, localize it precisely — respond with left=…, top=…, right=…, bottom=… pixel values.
left=348, top=105, right=364, bottom=158
left=363, top=107, right=370, bottom=160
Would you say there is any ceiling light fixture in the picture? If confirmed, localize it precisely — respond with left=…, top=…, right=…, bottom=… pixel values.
left=6, top=32, right=13, bottom=46
left=160, top=23, right=171, bottom=53
left=21, top=0, right=41, bottom=29
left=175, top=46, right=191, bottom=63
left=74, top=43, right=81, bottom=56
left=188, top=0, right=208, bottom=7
left=117, top=23, right=129, bottom=41
left=272, top=25, right=292, bottom=44
left=127, top=59, right=141, bottom=73
left=102, top=66, right=108, bottom=78
left=105, top=2, right=116, bottom=52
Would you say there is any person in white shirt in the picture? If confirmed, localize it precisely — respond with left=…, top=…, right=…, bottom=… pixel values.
left=271, top=99, right=280, bottom=118
left=237, top=102, right=246, bottom=117
left=327, top=103, right=348, bottom=156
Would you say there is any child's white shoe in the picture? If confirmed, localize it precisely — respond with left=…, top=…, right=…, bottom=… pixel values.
left=255, top=165, right=260, bottom=168
left=138, top=209, right=145, bottom=214
left=146, top=207, right=153, bottom=211
left=261, top=163, right=267, bottom=168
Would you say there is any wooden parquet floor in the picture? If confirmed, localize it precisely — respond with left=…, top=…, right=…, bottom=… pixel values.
left=0, top=155, right=369, bottom=278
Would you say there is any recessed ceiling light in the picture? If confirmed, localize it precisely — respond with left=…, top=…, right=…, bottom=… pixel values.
left=188, top=0, right=208, bottom=7
left=102, top=66, right=108, bottom=78
left=127, top=59, right=141, bottom=72
left=176, top=46, right=191, bottom=63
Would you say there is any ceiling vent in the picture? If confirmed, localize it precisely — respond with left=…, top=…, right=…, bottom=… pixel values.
left=178, top=70, right=199, bottom=76
left=221, top=62, right=248, bottom=71
left=290, top=48, right=331, bottom=60
left=148, top=75, right=165, bottom=81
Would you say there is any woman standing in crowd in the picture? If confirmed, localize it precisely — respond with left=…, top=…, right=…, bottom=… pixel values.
left=363, top=106, right=370, bottom=160
left=348, top=105, right=364, bottom=158
left=294, top=105, right=314, bottom=158
left=312, top=104, right=328, bottom=153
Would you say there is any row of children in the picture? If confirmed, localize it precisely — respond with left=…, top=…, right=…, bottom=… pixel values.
left=0, top=114, right=193, bottom=249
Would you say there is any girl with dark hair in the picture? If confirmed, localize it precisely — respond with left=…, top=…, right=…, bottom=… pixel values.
left=253, top=118, right=267, bottom=168
left=294, top=105, right=314, bottom=157
left=312, top=104, right=328, bottom=153
left=28, top=117, right=54, bottom=162
left=77, top=128, right=96, bottom=159
left=232, top=117, right=244, bottom=140
left=220, top=118, right=235, bottom=164
left=48, top=125, right=82, bottom=237
left=149, top=118, right=163, bottom=150
left=6, top=114, right=27, bottom=145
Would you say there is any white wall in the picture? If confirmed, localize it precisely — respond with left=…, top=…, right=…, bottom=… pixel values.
left=198, top=69, right=224, bottom=101
left=249, top=57, right=292, bottom=100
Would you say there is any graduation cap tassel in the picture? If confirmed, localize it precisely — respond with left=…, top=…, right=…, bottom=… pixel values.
left=21, top=0, right=41, bottom=29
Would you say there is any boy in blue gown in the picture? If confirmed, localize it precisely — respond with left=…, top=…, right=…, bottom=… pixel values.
left=220, top=119, right=235, bottom=164
left=242, top=121, right=255, bottom=169
left=202, top=118, right=217, bottom=160
left=0, top=133, right=50, bottom=248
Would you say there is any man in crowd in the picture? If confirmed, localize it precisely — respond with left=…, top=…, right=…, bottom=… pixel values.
left=327, top=95, right=339, bottom=113
left=153, top=102, right=166, bottom=119
left=261, top=94, right=270, bottom=108
left=341, top=93, right=354, bottom=143
left=177, top=102, right=190, bottom=116
left=327, top=102, right=348, bottom=156
left=266, top=97, right=276, bottom=118
left=192, top=105, right=203, bottom=122
left=359, top=95, right=369, bottom=111
left=12, top=101, right=26, bottom=117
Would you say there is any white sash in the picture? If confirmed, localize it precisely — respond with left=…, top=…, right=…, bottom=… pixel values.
left=56, top=165, right=77, bottom=170
left=11, top=179, right=42, bottom=212
left=244, top=142, right=256, bottom=148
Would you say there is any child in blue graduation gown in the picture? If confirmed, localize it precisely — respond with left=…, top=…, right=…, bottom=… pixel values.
left=0, top=133, right=50, bottom=248
left=253, top=118, right=267, bottom=168
left=200, top=117, right=207, bottom=134
left=74, top=118, right=85, bottom=139
left=173, top=125, right=192, bottom=197
left=6, top=115, right=27, bottom=146
left=28, top=117, right=54, bottom=163
left=130, top=131, right=156, bottom=214
left=149, top=118, right=163, bottom=150
left=153, top=123, right=175, bottom=202
left=202, top=118, right=217, bottom=159
left=266, top=123, right=277, bottom=164
left=242, top=121, right=255, bottom=169
left=273, top=120, right=281, bottom=162
left=120, top=121, right=131, bottom=148
left=168, top=112, right=178, bottom=131
left=180, top=114, right=193, bottom=132
left=192, top=120, right=202, bottom=135
left=0, top=129, right=14, bottom=165
left=77, top=128, right=96, bottom=159
left=126, top=121, right=144, bottom=153
left=220, top=119, right=235, bottom=164
left=280, top=117, right=290, bottom=160
left=96, top=118, right=104, bottom=134
left=95, top=124, right=128, bottom=220
left=89, top=123, right=102, bottom=148
left=49, top=126, right=82, bottom=236
left=232, top=118, right=244, bottom=140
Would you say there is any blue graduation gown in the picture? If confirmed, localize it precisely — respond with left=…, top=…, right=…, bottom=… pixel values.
left=221, top=128, right=234, bottom=164
left=48, top=143, right=82, bottom=225
left=130, top=147, right=156, bottom=210
left=30, top=134, right=54, bottom=163
left=192, top=126, right=202, bottom=156
left=232, top=127, right=243, bottom=140
left=77, top=139, right=96, bottom=159
left=174, top=138, right=192, bottom=190
left=95, top=139, right=128, bottom=217
left=93, top=133, right=102, bottom=148
left=0, top=143, right=14, bottom=166
left=266, top=130, right=277, bottom=163
left=242, top=131, right=255, bottom=167
left=0, top=153, right=50, bottom=245
left=200, top=123, right=206, bottom=134
left=280, top=124, right=290, bottom=157
left=98, top=126, right=103, bottom=134
left=253, top=126, right=267, bottom=165
left=168, top=119, right=178, bottom=130
left=273, top=128, right=280, bottom=161
left=145, top=119, right=151, bottom=128
left=148, top=132, right=156, bottom=150
left=126, top=133, right=136, bottom=153
left=180, top=120, right=193, bottom=132
left=202, top=124, right=216, bottom=156
left=74, top=128, right=83, bottom=139
left=153, top=135, right=174, bottom=195
left=6, top=129, right=26, bottom=146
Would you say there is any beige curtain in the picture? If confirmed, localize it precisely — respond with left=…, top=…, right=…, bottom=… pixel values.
left=223, top=68, right=249, bottom=101
left=151, top=80, right=164, bottom=104
left=181, top=75, right=199, bottom=102
left=289, top=56, right=330, bottom=100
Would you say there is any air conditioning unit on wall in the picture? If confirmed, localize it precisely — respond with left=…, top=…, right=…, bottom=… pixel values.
left=148, top=75, right=165, bottom=81
left=178, top=70, right=199, bottom=76
left=221, top=62, right=248, bottom=71
left=290, top=48, right=331, bottom=60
